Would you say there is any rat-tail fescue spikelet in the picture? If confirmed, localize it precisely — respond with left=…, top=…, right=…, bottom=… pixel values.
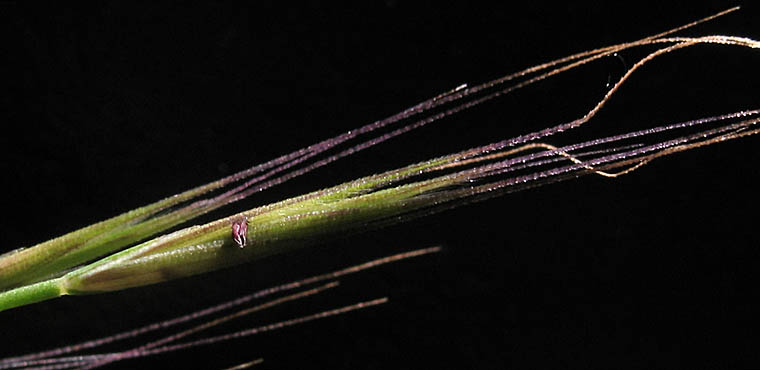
left=0, top=7, right=747, bottom=291
left=1, top=8, right=759, bottom=312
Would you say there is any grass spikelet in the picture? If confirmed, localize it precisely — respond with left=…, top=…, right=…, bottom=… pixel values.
left=2, top=5, right=759, bottom=368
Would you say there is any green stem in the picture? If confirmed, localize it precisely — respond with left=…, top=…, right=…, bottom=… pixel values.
left=0, top=278, right=65, bottom=312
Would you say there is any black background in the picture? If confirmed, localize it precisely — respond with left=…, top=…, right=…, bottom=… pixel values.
left=2, top=3, right=759, bottom=369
